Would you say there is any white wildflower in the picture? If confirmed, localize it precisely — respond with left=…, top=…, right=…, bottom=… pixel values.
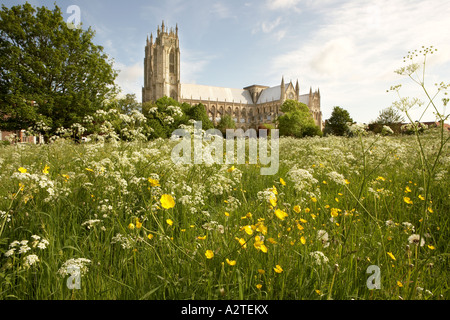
left=24, top=254, right=40, bottom=267
left=317, top=229, right=330, bottom=248
left=58, top=258, right=92, bottom=277
left=408, top=234, right=425, bottom=247
left=4, top=248, right=15, bottom=257
left=310, top=251, right=329, bottom=265
left=327, top=171, right=346, bottom=185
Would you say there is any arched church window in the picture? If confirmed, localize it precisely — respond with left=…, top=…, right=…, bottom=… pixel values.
left=169, top=49, right=175, bottom=74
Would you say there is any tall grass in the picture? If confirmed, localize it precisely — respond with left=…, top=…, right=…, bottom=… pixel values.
left=0, top=130, right=448, bottom=300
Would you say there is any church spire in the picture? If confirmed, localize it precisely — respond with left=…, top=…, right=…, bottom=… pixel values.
left=281, top=76, right=285, bottom=101
left=295, top=79, right=299, bottom=99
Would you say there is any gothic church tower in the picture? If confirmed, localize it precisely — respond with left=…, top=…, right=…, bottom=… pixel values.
left=142, top=21, right=180, bottom=103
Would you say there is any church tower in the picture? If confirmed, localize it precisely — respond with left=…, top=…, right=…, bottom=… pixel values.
left=142, top=21, right=181, bottom=103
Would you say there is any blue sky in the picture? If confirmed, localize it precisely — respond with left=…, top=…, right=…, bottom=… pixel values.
left=3, top=0, right=450, bottom=123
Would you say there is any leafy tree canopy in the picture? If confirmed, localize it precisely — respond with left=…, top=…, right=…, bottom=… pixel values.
left=217, top=114, right=236, bottom=135
left=324, top=106, right=353, bottom=136
left=278, top=99, right=321, bottom=138
left=0, top=3, right=118, bottom=133
left=184, top=103, right=214, bottom=130
left=374, top=106, right=405, bottom=124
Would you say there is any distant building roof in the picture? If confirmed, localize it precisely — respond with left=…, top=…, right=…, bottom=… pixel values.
left=256, top=85, right=284, bottom=104
left=298, top=94, right=309, bottom=105
left=181, top=83, right=253, bottom=104
left=181, top=83, right=311, bottom=106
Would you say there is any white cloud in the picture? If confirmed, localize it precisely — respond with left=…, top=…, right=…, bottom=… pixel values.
left=310, top=38, right=355, bottom=76
left=210, top=2, right=236, bottom=20
left=180, top=48, right=216, bottom=85
left=114, top=62, right=143, bottom=101
left=261, top=17, right=282, bottom=33
left=251, top=17, right=286, bottom=41
left=266, top=0, right=301, bottom=11
left=268, top=0, right=450, bottom=122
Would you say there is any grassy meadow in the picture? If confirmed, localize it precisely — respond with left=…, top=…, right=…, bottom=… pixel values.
left=0, top=129, right=448, bottom=300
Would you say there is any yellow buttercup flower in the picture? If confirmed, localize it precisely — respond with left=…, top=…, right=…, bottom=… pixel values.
left=274, top=209, right=288, bottom=221
left=256, top=284, right=262, bottom=289
left=300, top=236, right=306, bottom=245
left=273, top=265, right=283, bottom=273
left=147, top=233, right=154, bottom=240
left=226, top=258, right=236, bottom=266
left=148, top=178, right=160, bottom=187
left=160, top=194, right=175, bottom=209
left=197, top=235, right=207, bottom=240
left=397, top=281, right=403, bottom=287
left=293, top=205, right=301, bottom=213
left=427, top=245, right=436, bottom=250
left=272, top=186, right=278, bottom=195
left=205, top=250, right=214, bottom=259
left=42, top=165, right=50, bottom=175
left=311, top=197, right=317, bottom=203
left=405, top=186, right=412, bottom=193
left=254, top=236, right=268, bottom=253
left=166, top=219, right=173, bottom=226
left=227, top=166, right=236, bottom=173
left=269, top=195, right=277, bottom=207
left=257, top=269, right=265, bottom=275
left=280, top=178, right=286, bottom=186
left=255, top=223, right=267, bottom=235
left=128, top=223, right=135, bottom=230
left=387, top=252, right=396, bottom=261
left=224, top=212, right=230, bottom=217
left=243, top=225, right=253, bottom=235
left=403, top=197, right=413, bottom=205
left=135, top=218, right=142, bottom=229
left=236, top=237, right=247, bottom=248
left=330, top=208, right=339, bottom=217
left=18, top=167, right=27, bottom=173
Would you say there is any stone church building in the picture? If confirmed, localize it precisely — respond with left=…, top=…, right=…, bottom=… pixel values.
left=142, top=22, right=322, bottom=130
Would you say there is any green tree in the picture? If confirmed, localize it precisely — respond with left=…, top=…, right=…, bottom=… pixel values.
left=116, top=93, right=141, bottom=114
left=142, top=96, right=190, bottom=138
left=277, top=99, right=321, bottom=138
left=368, top=106, right=404, bottom=134
left=184, top=103, right=214, bottom=130
left=217, top=114, right=236, bottom=135
left=324, top=106, right=353, bottom=136
left=0, top=3, right=118, bottom=135
left=374, top=106, right=405, bottom=124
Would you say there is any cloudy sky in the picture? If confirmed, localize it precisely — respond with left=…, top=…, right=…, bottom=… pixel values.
left=4, top=0, right=450, bottom=123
